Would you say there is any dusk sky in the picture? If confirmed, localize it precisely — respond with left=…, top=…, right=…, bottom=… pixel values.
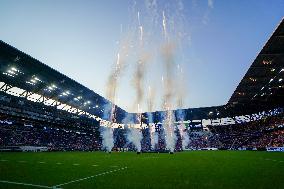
left=0, top=0, right=283, bottom=112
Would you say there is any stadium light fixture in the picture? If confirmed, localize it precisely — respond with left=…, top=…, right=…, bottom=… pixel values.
left=83, top=101, right=91, bottom=106
left=249, top=77, right=257, bottom=82
left=45, top=84, right=58, bottom=92
left=74, top=96, right=82, bottom=101
left=26, top=76, right=43, bottom=86
left=3, top=72, right=15, bottom=77
left=262, top=60, right=272, bottom=65
left=11, top=67, right=20, bottom=72
left=7, top=70, right=16, bottom=75
left=61, top=91, right=70, bottom=96
left=3, top=66, right=23, bottom=77
left=33, top=77, right=42, bottom=82
left=26, top=81, right=35, bottom=85
left=279, top=78, right=283, bottom=82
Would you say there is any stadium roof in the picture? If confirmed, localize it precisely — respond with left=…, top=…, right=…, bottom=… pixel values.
left=228, top=18, right=284, bottom=110
left=0, top=41, right=126, bottom=121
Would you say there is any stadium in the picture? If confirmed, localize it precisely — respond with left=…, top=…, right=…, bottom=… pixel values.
left=0, top=1, right=284, bottom=189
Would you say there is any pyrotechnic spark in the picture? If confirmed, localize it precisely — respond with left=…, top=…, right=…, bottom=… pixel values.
left=137, top=11, right=141, bottom=26
left=162, top=11, right=167, bottom=40
left=139, top=26, right=143, bottom=42
left=116, top=53, right=120, bottom=65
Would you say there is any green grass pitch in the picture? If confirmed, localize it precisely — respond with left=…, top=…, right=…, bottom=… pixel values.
left=0, top=151, right=283, bottom=189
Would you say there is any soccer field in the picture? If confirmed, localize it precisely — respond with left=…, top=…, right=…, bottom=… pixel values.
left=0, top=151, right=283, bottom=189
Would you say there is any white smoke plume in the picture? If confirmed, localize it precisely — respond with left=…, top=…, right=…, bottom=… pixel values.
left=160, top=10, right=178, bottom=153
left=147, top=86, right=158, bottom=150
left=176, top=64, right=187, bottom=108
left=147, top=86, right=155, bottom=115
left=177, top=117, right=189, bottom=150
left=127, top=127, right=143, bottom=152
left=105, top=42, right=129, bottom=104
left=150, top=124, right=158, bottom=150
left=162, top=110, right=177, bottom=152
left=132, top=54, right=150, bottom=112
left=101, top=126, right=114, bottom=152
left=102, top=39, right=130, bottom=147
left=161, top=43, right=176, bottom=108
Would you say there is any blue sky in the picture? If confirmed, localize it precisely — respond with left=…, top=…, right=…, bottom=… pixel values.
left=0, top=0, right=283, bottom=112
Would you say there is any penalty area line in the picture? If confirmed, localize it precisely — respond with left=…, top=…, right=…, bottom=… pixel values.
left=53, top=166, right=128, bottom=188
left=0, top=180, right=54, bottom=189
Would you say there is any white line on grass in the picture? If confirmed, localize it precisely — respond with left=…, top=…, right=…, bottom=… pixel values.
left=92, top=164, right=98, bottom=166
left=0, top=180, right=53, bottom=188
left=38, top=162, right=46, bottom=164
left=0, top=159, right=8, bottom=162
left=142, top=157, right=160, bottom=159
left=52, top=166, right=128, bottom=188
left=110, top=165, right=118, bottom=168
left=263, top=158, right=283, bottom=163
left=73, top=163, right=80, bottom=166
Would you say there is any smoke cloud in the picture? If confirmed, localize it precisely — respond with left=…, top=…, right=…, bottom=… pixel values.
left=127, top=127, right=143, bottom=152
left=100, top=126, right=114, bottom=152
left=132, top=54, right=150, bottom=112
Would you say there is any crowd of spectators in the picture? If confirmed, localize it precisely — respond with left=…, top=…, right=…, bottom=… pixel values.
left=0, top=116, right=101, bottom=151
left=0, top=113, right=283, bottom=152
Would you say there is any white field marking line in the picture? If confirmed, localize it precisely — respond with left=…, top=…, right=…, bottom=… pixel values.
left=110, top=165, right=118, bottom=168
left=38, top=162, right=46, bottom=164
left=263, top=158, right=283, bottom=163
left=92, top=164, right=98, bottom=166
left=73, top=163, right=80, bottom=166
left=0, top=180, right=53, bottom=188
left=52, top=166, right=128, bottom=188
left=0, top=159, right=8, bottom=162
left=142, top=157, right=160, bottom=159
left=18, top=160, right=27, bottom=163
left=56, top=162, right=62, bottom=165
